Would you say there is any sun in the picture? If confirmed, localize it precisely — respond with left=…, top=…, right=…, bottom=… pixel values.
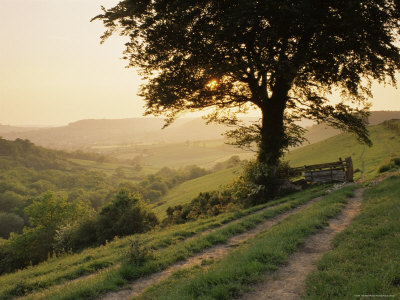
left=206, top=79, right=219, bottom=90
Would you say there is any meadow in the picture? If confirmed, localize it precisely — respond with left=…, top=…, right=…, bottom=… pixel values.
left=152, top=167, right=240, bottom=217
left=0, top=120, right=399, bottom=299
left=0, top=186, right=327, bottom=299
left=135, top=186, right=357, bottom=299
left=285, top=122, right=400, bottom=181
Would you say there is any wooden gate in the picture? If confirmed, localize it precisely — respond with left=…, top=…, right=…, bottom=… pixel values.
left=291, top=157, right=354, bottom=184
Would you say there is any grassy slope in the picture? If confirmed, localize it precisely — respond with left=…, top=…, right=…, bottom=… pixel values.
left=2, top=122, right=399, bottom=299
left=136, top=186, right=357, bottom=300
left=155, top=122, right=400, bottom=217
left=285, top=123, right=400, bottom=180
left=0, top=187, right=326, bottom=300
left=99, top=140, right=253, bottom=169
left=153, top=167, right=240, bottom=218
left=304, top=176, right=400, bottom=299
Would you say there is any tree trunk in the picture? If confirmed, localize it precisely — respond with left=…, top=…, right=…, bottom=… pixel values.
left=258, top=107, right=285, bottom=167
left=258, top=89, right=288, bottom=169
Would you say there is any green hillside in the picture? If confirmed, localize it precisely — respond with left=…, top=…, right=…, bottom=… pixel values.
left=153, top=167, right=240, bottom=217
left=1, top=121, right=399, bottom=300
left=0, top=186, right=328, bottom=299
left=285, top=122, right=400, bottom=180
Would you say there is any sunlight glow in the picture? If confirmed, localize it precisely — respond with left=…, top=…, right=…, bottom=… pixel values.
left=206, top=79, right=219, bottom=90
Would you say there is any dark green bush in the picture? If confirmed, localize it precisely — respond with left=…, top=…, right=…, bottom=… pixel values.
left=391, top=157, right=400, bottom=166
left=164, top=160, right=293, bottom=225
left=378, top=163, right=394, bottom=173
left=96, top=189, right=159, bottom=243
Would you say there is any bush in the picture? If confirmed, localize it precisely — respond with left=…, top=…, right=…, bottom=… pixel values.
left=0, top=227, right=52, bottom=274
left=391, top=157, right=400, bottom=166
left=96, top=189, right=159, bottom=243
left=70, top=217, right=98, bottom=250
left=164, top=160, right=295, bottom=225
left=379, top=163, right=395, bottom=173
left=125, top=237, right=153, bottom=266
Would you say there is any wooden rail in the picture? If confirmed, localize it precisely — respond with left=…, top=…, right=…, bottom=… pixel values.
left=291, top=157, right=353, bottom=184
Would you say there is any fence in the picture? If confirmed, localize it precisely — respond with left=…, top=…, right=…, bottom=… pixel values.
left=291, top=157, right=353, bottom=184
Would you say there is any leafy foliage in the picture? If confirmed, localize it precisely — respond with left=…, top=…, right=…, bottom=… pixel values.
left=94, top=0, right=400, bottom=168
left=125, top=237, right=153, bottom=266
left=0, top=193, right=92, bottom=274
left=164, top=160, right=293, bottom=224
left=24, top=192, right=90, bottom=230
left=0, top=213, right=24, bottom=239
left=96, top=189, right=159, bottom=243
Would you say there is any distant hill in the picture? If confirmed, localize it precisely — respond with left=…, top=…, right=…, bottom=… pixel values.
left=0, top=124, right=41, bottom=135
left=1, top=117, right=254, bottom=150
left=2, top=111, right=400, bottom=150
left=301, top=110, right=400, bottom=145
left=367, top=110, right=400, bottom=125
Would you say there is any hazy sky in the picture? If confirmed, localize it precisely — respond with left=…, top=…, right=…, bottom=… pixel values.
left=0, top=0, right=399, bottom=126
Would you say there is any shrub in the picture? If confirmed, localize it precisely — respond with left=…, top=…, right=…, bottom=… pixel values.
left=70, top=217, right=98, bottom=250
left=391, top=157, right=400, bottom=166
left=378, top=163, right=395, bottom=173
left=125, top=237, right=153, bottom=266
left=164, top=160, right=295, bottom=225
left=96, top=189, right=159, bottom=243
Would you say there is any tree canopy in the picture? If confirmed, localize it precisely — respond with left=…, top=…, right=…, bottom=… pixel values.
left=94, top=0, right=400, bottom=167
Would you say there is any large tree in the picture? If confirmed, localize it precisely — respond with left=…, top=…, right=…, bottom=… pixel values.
left=94, top=0, right=400, bottom=168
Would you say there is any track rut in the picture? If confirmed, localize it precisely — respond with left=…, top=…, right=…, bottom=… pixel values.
left=241, top=188, right=364, bottom=300
left=99, top=196, right=325, bottom=300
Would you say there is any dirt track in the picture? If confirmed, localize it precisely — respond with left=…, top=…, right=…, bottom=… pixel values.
left=98, top=196, right=324, bottom=300
left=241, top=188, right=364, bottom=300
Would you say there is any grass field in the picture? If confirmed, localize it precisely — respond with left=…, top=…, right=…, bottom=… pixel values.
left=0, top=186, right=327, bottom=300
left=93, top=139, right=253, bottom=169
left=303, top=175, right=400, bottom=299
left=135, top=186, right=357, bottom=300
left=69, top=158, right=157, bottom=179
left=153, top=167, right=241, bottom=217
left=285, top=123, right=400, bottom=181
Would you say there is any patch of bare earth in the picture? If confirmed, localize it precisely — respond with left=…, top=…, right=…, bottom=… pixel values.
left=98, top=196, right=324, bottom=300
left=241, top=188, right=364, bottom=300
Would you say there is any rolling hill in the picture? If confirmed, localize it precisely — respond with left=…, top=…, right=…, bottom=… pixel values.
left=0, top=120, right=399, bottom=300
left=285, top=120, right=400, bottom=180
left=3, top=111, right=400, bottom=151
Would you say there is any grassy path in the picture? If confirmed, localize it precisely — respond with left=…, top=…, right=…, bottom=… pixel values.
left=303, top=176, right=400, bottom=299
left=20, top=188, right=326, bottom=300
left=22, top=195, right=297, bottom=300
left=99, top=195, right=325, bottom=300
left=0, top=187, right=324, bottom=300
left=242, top=188, right=363, bottom=300
left=133, top=185, right=356, bottom=300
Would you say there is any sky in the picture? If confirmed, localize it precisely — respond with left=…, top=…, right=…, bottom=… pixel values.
left=0, top=0, right=399, bottom=126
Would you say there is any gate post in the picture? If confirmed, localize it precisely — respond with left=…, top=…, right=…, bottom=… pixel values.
left=345, top=157, right=354, bottom=182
